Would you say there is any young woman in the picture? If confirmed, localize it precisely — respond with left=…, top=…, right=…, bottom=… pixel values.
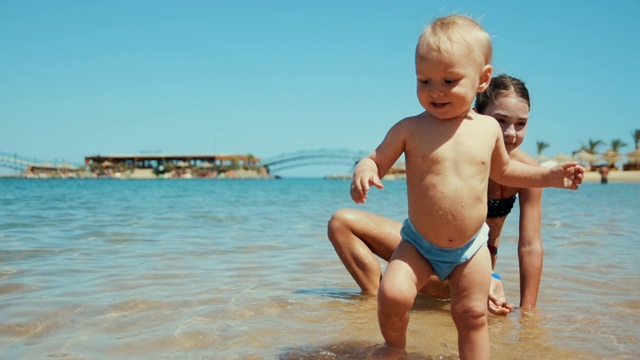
left=328, top=75, right=542, bottom=315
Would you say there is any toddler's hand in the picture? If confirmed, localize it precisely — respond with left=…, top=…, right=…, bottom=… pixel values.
left=553, top=162, right=585, bottom=190
left=350, top=173, right=383, bottom=204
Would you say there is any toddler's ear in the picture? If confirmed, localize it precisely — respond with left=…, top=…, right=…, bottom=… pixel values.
left=477, top=64, right=493, bottom=92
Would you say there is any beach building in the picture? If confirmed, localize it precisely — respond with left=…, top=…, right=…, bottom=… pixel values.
left=24, top=163, right=80, bottom=178
left=84, top=153, right=268, bottom=179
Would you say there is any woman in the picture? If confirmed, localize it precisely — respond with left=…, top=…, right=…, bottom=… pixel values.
left=327, top=75, right=542, bottom=315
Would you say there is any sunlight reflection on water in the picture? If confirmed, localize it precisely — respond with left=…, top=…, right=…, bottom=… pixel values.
left=0, top=179, right=638, bottom=359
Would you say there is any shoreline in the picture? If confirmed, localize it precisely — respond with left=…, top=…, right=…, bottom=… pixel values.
left=0, top=168, right=272, bottom=180
left=581, top=170, right=640, bottom=183
left=3, top=170, right=640, bottom=182
left=376, top=171, right=640, bottom=183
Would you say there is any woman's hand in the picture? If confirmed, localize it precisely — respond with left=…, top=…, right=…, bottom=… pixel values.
left=488, top=276, right=515, bottom=316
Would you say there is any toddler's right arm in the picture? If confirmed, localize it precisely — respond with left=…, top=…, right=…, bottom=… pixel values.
left=351, top=158, right=383, bottom=204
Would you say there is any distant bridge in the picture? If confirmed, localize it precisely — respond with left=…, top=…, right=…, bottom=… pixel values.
left=1, top=149, right=369, bottom=175
left=0, top=152, right=40, bottom=172
left=0, top=152, right=80, bottom=173
left=260, top=149, right=368, bottom=174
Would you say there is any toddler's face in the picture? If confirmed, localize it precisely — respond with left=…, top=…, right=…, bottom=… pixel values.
left=415, top=42, right=489, bottom=120
left=482, top=94, right=530, bottom=152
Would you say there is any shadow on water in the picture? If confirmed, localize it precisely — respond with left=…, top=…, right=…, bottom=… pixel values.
left=294, top=287, right=365, bottom=300
left=411, top=295, right=451, bottom=314
left=294, top=287, right=452, bottom=314
left=278, top=340, right=455, bottom=360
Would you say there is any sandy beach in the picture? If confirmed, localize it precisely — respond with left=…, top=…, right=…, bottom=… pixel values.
left=582, top=170, right=640, bottom=183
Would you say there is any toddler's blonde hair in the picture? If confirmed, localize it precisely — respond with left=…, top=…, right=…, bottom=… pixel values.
left=417, top=14, right=492, bottom=65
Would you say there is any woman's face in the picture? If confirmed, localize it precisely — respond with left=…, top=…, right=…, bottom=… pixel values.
left=482, top=93, right=530, bottom=153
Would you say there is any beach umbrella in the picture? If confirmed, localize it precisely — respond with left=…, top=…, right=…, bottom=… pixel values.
left=574, top=150, right=599, bottom=163
left=573, top=149, right=600, bottom=170
left=601, top=150, right=622, bottom=167
left=554, top=153, right=572, bottom=162
left=627, top=149, right=640, bottom=164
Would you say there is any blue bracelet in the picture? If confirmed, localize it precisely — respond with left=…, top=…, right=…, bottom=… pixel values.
left=491, top=272, right=501, bottom=280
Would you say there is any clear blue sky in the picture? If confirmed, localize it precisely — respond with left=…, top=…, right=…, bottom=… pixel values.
left=2, top=1, right=639, bottom=176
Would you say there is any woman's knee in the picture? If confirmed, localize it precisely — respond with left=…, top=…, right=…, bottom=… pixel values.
left=327, top=209, right=355, bottom=239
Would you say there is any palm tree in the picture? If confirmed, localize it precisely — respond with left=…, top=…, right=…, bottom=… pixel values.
left=611, top=138, right=627, bottom=152
left=575, top=139, right=604, bottom=170
left=582, top=138, right=604, bottom=154
left=626, top=130, right=640, bottom=170
left=602, top=139, right=627, bottom=168
left=536, top=141, right=549, bottom=160
left=631, top=129, right=640, bottom=149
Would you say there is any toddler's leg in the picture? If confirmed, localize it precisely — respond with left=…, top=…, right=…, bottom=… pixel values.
left=449, top=247, right=492, bottom=360
left=377, top=241, right=432, bottom=350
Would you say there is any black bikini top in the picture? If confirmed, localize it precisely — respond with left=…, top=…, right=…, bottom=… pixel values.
left=487, top=186, right=517, bottom=218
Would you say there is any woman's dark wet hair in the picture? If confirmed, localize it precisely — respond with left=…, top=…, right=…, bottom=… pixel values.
left=475, top=75, right=530, bottom=114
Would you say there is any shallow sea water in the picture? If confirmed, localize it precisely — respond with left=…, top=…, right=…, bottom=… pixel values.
left=0, top=178, right=638, bottom=359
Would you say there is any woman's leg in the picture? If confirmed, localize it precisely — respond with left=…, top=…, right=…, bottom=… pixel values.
left=327, top=209, right=402, bottom=295
left=328, top=209, right=451, bottom=298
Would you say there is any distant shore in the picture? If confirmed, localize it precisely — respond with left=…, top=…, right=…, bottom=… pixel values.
left=581, top=170, right=640, bottom=183
left=380, top=171, right=640, bottom=183
left=3, top=170, right=640, bottom=182
left=0, top=168, right=271, bottom=179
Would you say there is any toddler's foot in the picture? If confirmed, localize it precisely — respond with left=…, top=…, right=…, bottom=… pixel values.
left=368, top=343, right=408, bottom=360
